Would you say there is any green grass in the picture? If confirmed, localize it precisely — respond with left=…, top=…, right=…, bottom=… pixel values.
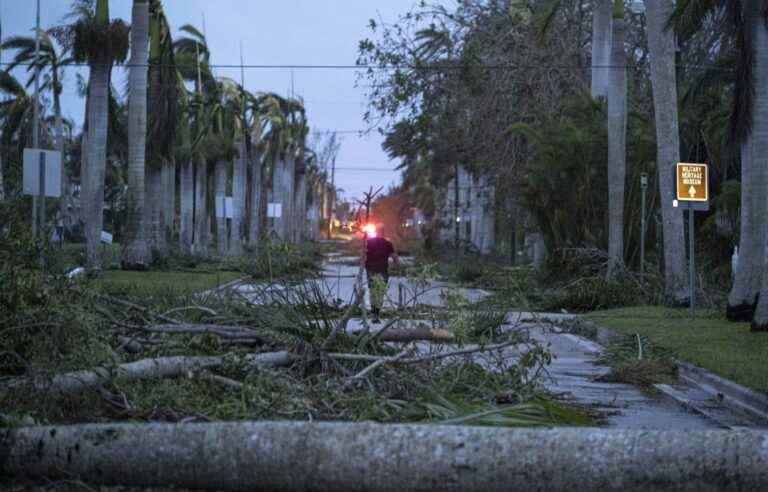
left=586, top=306, right=768, bottom=395
left=99, top=269, right=242, bottom=295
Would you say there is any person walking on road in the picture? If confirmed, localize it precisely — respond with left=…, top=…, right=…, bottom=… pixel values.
left=364, top=227, right=399, bottom=323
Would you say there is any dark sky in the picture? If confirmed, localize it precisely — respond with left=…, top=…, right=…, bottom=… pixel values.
left=2, top=0, right=419, bottom=200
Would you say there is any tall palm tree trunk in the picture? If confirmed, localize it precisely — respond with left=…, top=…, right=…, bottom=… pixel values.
left=180, top=158, right=194, bottom=253
left=229, top=138, right=246, bottom=255
left=145, top=163, right=165, bottom=255
left=295, top=171, right=307, bottom=243
left=192, top=155, right=208, bottom=254
left=162, top=159, right=175, bottom=247
left=84, top=61, right=110, bottom=273
left=121, top=0, right=151, bottom=269
left=645, top=0, right=687, bottom=301
left=606, top=0, right=627, bottom=278
left=591, top=0, right=613, bottom=98
left=284, top=153, right=296, bottom=243
left=0, top=153, right=5, bottom=202
left=272, top=158, right=286, bottom=240
left=53, top=90, right=68, bottom=227
left=215, top=159, right=227, bottom=255
left=741, top=2, right=768, bottom=326
left=248, top=150, right=263, bottom=248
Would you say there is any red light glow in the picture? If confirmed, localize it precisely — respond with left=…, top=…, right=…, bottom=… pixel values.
left=363, top=224, right=377, bottom=238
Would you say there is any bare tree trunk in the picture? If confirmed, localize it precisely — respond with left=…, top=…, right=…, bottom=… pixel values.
left=591, top=0, right=613, bottom=98
left=0, top=153, right=4, bottom=203
left=248, top=150, right=263, bottom=247
left=284, top=152, right=296, bottom=243
left=747, top=5, right=768, bottom=329
left=295, top=171, right=307, bottom=243
left=84, top=61, right=111, bottom=273
left=645, top=0, right=687, bottom=301
left=192, top=155, right=208, bottom=255
left=215, top=159, right=228, bottom=256
left=163, top=158, right=175, bottom=248
left=272, top=157, right=286, bottom=241
left=145, top=164, right=165, bottom=256
left=4, top=423, right=767, bottom=491
left=180, top=158, right=194, bottom=253
left=121, top=0, right=151, bottom=270
left=53, top=91, right=68, bottom=228
left=230, top=139, right=246, bottom=256
left=606, top=0, right=627, bottom=278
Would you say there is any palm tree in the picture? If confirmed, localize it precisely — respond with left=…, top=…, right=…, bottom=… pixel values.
left=536, top=0, right=612, bottom=98
left=606, top=0, right=627, bottom=278
left=0, top=70, right=34, bottom=149
left=591, top=0, right=613, bottom=98
left=744, top=1, right=768, bottom=331
left=644, top=0, right=687, bottom=301
left=66, top=0, right=129, bottom=273
left=175, top=24, right=213, bottom=255
left=672, top=0, right=766, bottom=321
left=176, top=84, right=194, bottom=253
left=260, top=94, right=292, bottom=242
left=0, top=70, right=35, bottom=202
left=145, top=0, right=178, bottom=257
left=246, top=93, right=268, bottom=248
left=120, top=0, right=151, bottom=269
left=228, top=81, right=248, bottom=256
left=3, top=28, right=73, bottom=213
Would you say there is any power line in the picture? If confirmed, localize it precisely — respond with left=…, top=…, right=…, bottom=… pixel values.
left=0, top=61, right=733, bottom=72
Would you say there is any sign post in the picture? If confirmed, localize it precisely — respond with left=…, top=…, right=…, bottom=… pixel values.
left=676, top=162, right=709, bottom=318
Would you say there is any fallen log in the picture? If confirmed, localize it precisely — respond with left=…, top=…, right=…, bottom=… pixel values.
left=140, top=323, right=264, bottom=340
left=3, top=351, right=295, bottom=396
left=2, top=422, right=766, bottom=491
left=137, top=323, right=454, bottom=343
left=365, top=325, right=454, bottom=343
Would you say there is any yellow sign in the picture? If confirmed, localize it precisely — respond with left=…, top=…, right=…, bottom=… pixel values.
left=676, top=163, right=708, bottom=202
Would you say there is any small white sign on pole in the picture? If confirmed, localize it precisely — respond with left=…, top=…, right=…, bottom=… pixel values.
left=100, top=230, right=113, bottom=244
left=267, top=202, right=283, bottom=218
left=23, top=148, right=62, bottom=197
left=215, top=195, right=234, bottom=219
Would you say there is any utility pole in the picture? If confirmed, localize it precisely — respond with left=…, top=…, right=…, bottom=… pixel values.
left=31, top=0, right=41, bottom=237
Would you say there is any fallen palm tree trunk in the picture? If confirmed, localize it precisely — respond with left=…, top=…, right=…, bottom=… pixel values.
left=139, top=323, right=265, bottom=339
left=135, top=323, right=455, bottom=343
left=4, top=352, right=295, bottom=396
left=2, top=422, right=766, bottom=491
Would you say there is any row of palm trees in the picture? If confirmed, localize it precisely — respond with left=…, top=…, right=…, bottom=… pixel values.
left=544, top=0, right=768, bottom=329
left=0, top=0, right=333, bottom=272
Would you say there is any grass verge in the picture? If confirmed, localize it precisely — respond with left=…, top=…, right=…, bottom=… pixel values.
left=586, top=306, right=768, bottom=395
left=98, top=269, right=242, bottom=296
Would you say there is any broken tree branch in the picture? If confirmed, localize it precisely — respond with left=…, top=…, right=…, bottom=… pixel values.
left=350, top=347, right=412, bottom=380
left=329, top=341, right=523, bottom=366
left=3, top=352, right=295, bottom=396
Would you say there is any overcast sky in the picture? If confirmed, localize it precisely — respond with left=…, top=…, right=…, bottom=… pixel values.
left=2, top=0, right=415, bottom=200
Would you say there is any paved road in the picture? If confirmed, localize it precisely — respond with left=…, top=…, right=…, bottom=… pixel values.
left=233, top=243, right=755, bottom=429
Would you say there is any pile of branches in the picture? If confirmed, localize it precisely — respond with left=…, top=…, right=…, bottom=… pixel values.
left=2, top=265, right=573, bottom=427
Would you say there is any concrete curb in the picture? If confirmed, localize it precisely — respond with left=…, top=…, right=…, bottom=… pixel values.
left=592, top=325, right=768, bottom=427
left=676, top=361, right=768, bottom=425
